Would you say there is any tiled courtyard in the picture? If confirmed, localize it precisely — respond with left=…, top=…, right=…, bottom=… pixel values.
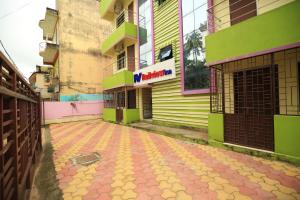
left=50, top=120, right=300, bottom=200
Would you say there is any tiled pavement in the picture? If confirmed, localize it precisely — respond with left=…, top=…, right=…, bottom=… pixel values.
left=50, top=120, right=300, bottom=200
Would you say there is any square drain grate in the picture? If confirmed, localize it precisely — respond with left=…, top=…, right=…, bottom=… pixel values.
left=71, top=152, right=101, bottom=166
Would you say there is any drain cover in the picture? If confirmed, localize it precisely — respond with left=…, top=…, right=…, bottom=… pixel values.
left=71, top=152, right=101, bottom=166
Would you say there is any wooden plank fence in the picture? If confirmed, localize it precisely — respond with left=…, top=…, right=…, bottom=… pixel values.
left=0, top=51, right=42, bottom=200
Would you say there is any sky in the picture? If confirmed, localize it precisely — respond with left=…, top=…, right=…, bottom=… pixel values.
left=0, top=0, right=56, bottom=79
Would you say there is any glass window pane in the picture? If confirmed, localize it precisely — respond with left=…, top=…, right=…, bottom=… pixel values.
left=182, top=0, right=194, bottom=16
left=194, top=0, right=205, bottom=10
left=183, top=13, right=195, bottom=36
left=194, top=6, right=207, bottom=31
left=182, top=0, right=209, bottom=90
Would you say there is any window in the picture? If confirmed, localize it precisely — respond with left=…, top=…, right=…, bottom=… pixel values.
left=117, top=52, right=126, bottom=70
left=139, top=0, right=153, bottom=68
left=158, top=0, right=167, bottom=6
left=104, top=93, right=115, bottom=108
left=182, top=0, right=209, bottom=90
left=229, top=0, right=257, bottom=25
left=158, top=45, right=173, bottom=62
left=116, top=11, right=125, bottom=28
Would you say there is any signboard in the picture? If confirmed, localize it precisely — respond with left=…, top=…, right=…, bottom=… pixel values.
left=133, top=58, right=176, bottom=86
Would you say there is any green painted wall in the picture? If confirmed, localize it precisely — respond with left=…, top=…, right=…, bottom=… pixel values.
left=206, top=1, right=300, bottom=64
left=208, top=113, right=224, bottom=142
left=123, top=109, right=140, bottom=124
left=103, top=70, right=133, bottom=90
left=274, top=115, right=300, bottom=158
left=103, top=108, right=116, bottom=122
left=152, top=0, right=210, bottom=129
left=99, top=0, right=113, bottom=19
left=101, top=22, right=137, bottom=54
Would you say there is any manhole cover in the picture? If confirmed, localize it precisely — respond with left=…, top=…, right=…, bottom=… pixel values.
left=71, top=152, right=101, bottom=166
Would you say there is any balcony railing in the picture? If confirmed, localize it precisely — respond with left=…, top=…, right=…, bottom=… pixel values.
left=103, top=9, right=145, bottom=39
left=103, top=57, right=145, bottom=78
left=207, top=0, right=292, bottom=33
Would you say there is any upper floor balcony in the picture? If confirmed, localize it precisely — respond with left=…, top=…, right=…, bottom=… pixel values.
left=101, top=9, right=140, bottom=56
left=102, top=56, right=139, bottom=90
left=205, top=0, right=300, bottom=65
left=39, top=41, right=59, bottom=65
left=99, top=0, right=133, bottom=20
left=39, top=8, right=58, bottom=42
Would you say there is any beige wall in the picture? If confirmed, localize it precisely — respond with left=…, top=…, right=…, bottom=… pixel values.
left=222, top=48, right=300, bottom=115
left=211, top=0, right=295, bottom=32
left=56, top=0, right=112, bottom=96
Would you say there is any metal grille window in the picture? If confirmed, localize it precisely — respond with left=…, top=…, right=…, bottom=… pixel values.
left=104, top=92, right=115, bottom=108
left=210, top=48, right=300, bottom=151
left=229, top=0, right=257, bottom=25
left=117, top=52, right=126, bottom=70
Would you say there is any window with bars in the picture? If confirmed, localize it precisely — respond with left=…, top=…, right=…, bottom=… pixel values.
left=104, top=93, right=115, bottom=108
left=117, top=52, right=126, bottom=70
left=229, top=0, right=257, bottom=25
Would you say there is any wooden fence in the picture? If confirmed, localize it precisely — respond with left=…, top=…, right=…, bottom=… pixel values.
left=0, top=51, right=42, bottom=200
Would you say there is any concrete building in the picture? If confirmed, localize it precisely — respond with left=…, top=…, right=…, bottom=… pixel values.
left=101, top=0, right=210, bottom=129
left=206, top=0, right=300, bottom=163
left=29, top=65, right=52, bottom=100
left=39, top=0, right=112, bottom=101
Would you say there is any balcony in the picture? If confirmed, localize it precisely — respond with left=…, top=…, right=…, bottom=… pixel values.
left=205, top=0, right=300, bottom=64
left=103, top=57, right=135, bottom=90
left=39, top=8, right=58, bottom=41
left=99, top=0, right=133, bottom=20
left=101, top=9, right=138, bottom=56
left=39, top=42, right=59, bottom=65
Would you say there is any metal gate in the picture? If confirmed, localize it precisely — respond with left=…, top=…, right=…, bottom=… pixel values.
left=224, top=66, right=278, bottom=151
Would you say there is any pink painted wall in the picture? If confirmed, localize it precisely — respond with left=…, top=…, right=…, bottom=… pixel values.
left=42, top=100, right=104, bottom=120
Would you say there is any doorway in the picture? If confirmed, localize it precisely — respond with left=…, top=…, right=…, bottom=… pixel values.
left=128, top=2, right=134, bottom=23
left=127, top=45, right=135, bottom=72
left=224, top=66, right=278, bottom=151
left=116, top=91, right=125, bottom=123
left=142, top=88, right=152, bottom=119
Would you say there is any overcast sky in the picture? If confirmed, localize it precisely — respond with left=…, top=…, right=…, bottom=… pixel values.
left=0, top=0, right=55, bottom=79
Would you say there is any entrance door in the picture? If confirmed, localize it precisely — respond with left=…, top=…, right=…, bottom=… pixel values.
left=127, top=45, right=135, bottom=72
left=142, top=88, right=152, bottom=119
left=128, top=2, right=134, bottom=23
left=116, top=91, right=125, bottom=123
left=224, top=66, right=278, bottom=151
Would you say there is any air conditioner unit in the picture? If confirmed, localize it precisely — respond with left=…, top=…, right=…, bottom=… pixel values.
left=114, top=2, right=123, bottom=14
left=114, top=43, right=124, bottom=53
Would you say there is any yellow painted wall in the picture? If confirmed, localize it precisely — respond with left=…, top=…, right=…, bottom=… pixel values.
left=258, top=0, right=294, bottom=14
left=222, top=48, right=300, bottom=115
left=56, top=0, right=112, bottom=96
left=152, top=0, right=210, bottom=129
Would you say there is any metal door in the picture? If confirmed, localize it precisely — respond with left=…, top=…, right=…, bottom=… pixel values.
left=224, top=66, right=278, bottom=151
left=142, top=88, right=152, bottom=119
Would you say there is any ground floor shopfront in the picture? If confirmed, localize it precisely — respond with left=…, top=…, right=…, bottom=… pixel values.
left=102, top=57, right=211, bottom=128
left=208, top=47, right=300, bottom=163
